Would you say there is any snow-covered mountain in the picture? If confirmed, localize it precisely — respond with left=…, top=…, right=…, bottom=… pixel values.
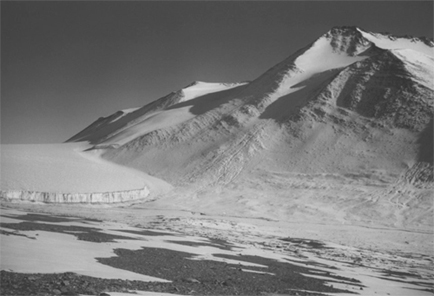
left=2, top=26, right=432, bottom=217
left=68, top=26, right=433, bottom=189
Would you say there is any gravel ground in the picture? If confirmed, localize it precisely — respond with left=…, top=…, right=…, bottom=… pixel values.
left=0, top=213, right=362, bottom=296
left=1, top=247, right=359, bottom=296
left=0, top=242, right=361, bottom=296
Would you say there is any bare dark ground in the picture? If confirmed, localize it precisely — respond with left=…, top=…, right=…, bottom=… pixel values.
left=1, top=245, right=360, bottom=296
left=96, top=247, right=361, bottom=295
left=1, top=212, right=362, bottom=296
left=1, top=269, right=344, bottom=296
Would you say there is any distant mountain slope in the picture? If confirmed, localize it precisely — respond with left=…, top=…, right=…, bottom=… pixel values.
left=68, top=26, right=433, bottom=188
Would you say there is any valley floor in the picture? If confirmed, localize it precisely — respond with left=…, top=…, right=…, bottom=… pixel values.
left=1, top=192, right=433, bottom=296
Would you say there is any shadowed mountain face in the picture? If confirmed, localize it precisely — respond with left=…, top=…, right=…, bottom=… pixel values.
left=68, top=26, right=433, bottom=186
left=418, top=118, right=433, bottom=164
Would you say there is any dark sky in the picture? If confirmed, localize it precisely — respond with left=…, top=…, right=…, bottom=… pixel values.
left=2, top=1, right=433, bottom=144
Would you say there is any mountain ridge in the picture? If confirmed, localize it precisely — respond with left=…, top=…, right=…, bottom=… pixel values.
left=68, top=26, right=433, bottom=189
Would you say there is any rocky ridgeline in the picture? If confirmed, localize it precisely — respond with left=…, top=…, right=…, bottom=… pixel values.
left=326, top=26, right=373, bottom=56
left=0, top=186, right=151, bottom=203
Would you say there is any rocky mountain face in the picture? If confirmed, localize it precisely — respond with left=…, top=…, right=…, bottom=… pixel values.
left=68, top=27, right=433, bottom=190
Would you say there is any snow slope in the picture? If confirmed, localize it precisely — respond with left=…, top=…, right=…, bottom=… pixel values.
left=358, top=28, right=434, bottom=57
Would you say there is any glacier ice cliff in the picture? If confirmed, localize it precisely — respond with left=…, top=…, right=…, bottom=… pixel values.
left=0, top=186, right=151, bottom=204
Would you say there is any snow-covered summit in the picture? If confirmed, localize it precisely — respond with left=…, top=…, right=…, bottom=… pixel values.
left=246, top=26, right=433, bottom=102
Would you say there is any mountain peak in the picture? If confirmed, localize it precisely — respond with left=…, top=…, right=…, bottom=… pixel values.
left=322, top=26, right=372, bottom=56
left=327, top=26, right=362, bottom=35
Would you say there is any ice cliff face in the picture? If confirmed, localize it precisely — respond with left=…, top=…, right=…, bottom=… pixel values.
left=0, top=187, right=151, bottom=204
left=0, top=141, right=168, bottom=204
left=68, top=26, right=433, bottom=186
